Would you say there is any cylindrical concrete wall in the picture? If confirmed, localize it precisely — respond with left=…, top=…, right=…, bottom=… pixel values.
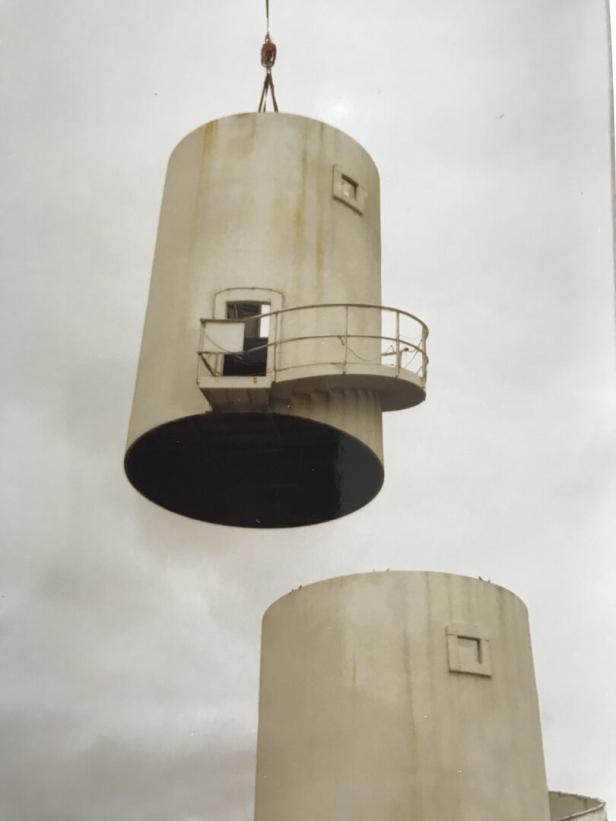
left=254, top=572, right=551, bottom=821
left=125, top=113, right=391, bottom=527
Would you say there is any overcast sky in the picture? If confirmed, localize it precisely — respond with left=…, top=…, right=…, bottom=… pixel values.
left=1, top=1, right=615, bottom=819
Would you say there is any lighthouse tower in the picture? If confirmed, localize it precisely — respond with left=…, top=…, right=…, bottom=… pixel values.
left=125, top=113, right=428, bottom=527
left=255, top=572, right=552, bottom=821
left=121, top=12, right=608, bottom=816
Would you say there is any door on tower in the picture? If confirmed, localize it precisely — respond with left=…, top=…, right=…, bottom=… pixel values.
left=223, top=301, right=270, bottom=376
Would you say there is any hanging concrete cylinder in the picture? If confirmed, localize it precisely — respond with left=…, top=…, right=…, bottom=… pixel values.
left=254, top=572, right=551, bottom=821
left=125, top=113, right=428, bottom=527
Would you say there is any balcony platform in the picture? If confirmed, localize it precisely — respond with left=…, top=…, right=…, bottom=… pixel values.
left=197, top=302, right=428, bottom=412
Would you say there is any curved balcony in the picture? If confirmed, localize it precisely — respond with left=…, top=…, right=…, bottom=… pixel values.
left=197, top=303, right=428, bottom=411
left=549, top=792, right=608, bottom=821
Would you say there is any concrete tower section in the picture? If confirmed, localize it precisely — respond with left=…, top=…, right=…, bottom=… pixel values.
left=254, top=571, right=551, bottom=821
left=125, top=113, right=428, bottom=527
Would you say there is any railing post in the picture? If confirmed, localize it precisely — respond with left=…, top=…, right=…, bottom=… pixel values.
left=343, top=304, right=349, bottom=373
left=395, top=310, right=401, bottom=377
left=274, top=310, right=282, bottom=377
left=196, top=319, right=202, bottom=385
left=264, top=313, right=269, bottom=376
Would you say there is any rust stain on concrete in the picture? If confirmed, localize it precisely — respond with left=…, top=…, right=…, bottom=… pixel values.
left=293, top=144, right=309, bottom=249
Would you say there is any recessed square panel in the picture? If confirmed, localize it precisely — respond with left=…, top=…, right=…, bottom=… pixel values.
left=332, top=165, right=367, bottom=214
left=447, top=623, right=492, bottom=677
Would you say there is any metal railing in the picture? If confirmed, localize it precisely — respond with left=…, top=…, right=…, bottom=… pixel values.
left=198, top=303, right=429, bottom=384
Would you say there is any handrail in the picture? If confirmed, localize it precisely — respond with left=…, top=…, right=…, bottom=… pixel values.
left=199, top=334, right=424, bottom=357
left=199, top=337, right=427, bottom=380
left=197, top=302, right=429, bottom=383
left=204, top=302, right=429, bottom=337
left=200, top=335, right=425, bottom=372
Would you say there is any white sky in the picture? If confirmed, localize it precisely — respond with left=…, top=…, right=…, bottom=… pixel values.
left=1, top=1, right=615, bottom=819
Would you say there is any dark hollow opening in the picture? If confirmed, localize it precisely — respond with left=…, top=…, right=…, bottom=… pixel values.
left=124, top=413, right=383, bottom=528
left=223, top=337, right=268, bottom=376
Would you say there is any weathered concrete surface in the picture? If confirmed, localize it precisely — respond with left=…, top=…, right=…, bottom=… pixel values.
left=254, top=571, right=551, bottom=821
left=126, top=113, right=418, bottom=524
left=550, top=791, right=608, bottom=820
left=127, top=113, right=383, bottom=455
